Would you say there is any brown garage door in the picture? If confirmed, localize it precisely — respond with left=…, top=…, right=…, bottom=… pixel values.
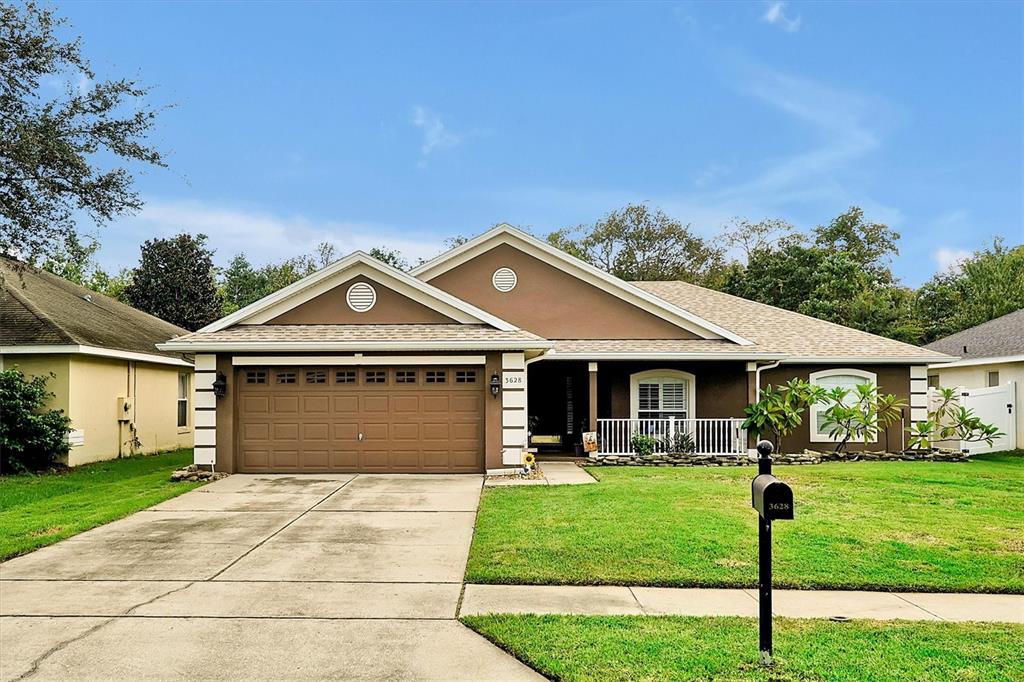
left=236, top=365, right=485, bottom=473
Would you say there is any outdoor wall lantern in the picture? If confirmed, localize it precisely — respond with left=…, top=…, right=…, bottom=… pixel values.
left=212, top=371, right=228, bottom=398
left=490, top=372, right=501, bottom=398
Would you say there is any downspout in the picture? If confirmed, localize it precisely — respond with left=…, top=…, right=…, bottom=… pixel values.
left=754, top=360, right=783, bottom=397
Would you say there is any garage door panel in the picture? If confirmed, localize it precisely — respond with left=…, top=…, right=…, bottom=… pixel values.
left=272, top=396, right=299, bottom=414
left=271, top=450, right=300, bottom=468
left=273, top=423, right=298, bottom=440
left=237, top=365, right=484, bottom=473
left=333, top=395, right=360, bottom=414
left=242, top=396, right=270, bottom=414
left=422, top=423, right=450, bottom=441
left=361, top=395, right=389, bottom=414
left=330, top=449, right=359, bottom=468
left=392, top=395, right=420, bottom=412
left=244, top=423, right=270, bottom=441
left=301, top=450, right=329, bottom=468
left=302, top=395, right=330, bottom=414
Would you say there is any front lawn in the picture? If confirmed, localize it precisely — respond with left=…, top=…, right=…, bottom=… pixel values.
left=0, top=449, right=201, bottom=561
left=464, top=614, right=1024, bottom=681
left=467, top=452, right=1024, bottom=592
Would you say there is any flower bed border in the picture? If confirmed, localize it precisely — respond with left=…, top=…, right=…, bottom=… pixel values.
left=586, top=449, right=969, bottom=467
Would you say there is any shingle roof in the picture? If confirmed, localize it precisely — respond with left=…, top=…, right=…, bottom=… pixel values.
left=549, top=339, right=782, bottom=356
left=161, top=324, right=550, bottom=350
left=633, top=280, right=952, bottom=361
left=0, top=257, right=189, bottom=360
left=923, top=308, right=1024, bottom=359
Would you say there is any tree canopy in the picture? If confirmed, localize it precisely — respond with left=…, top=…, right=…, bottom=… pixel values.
left=124, top=234, right=222, bottom=331
left=0, top=2, right=165, bottom=263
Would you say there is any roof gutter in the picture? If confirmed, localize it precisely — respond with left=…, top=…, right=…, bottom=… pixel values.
left=156, top=340, right=555, bottom=353
left=0, top=344, right=191, bottom=367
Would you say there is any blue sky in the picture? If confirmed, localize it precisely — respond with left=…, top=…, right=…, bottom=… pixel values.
left=58, top=1, right=1023, bottom=286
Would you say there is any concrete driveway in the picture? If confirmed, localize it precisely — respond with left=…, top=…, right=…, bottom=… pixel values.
left=0, top=474, right=542, bottom=681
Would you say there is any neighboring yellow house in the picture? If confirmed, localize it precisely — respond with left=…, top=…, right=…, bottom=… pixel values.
left=1, top=258, right=194, bottom=466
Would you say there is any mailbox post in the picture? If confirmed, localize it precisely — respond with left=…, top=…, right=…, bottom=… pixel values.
left=750, top=439, right=793, bottom=666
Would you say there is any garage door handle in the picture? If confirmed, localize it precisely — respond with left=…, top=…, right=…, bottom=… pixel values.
left=358, top=432, right=364, bottom=441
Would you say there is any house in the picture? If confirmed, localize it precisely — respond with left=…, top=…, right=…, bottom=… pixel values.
left=924, top=308, right=1023, bottom=452
left=0, top=257, right=194, bottom=466
left=158, top=224, right=952, bottom=474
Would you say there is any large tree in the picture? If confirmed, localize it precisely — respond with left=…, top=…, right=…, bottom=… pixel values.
left=547, top=204, right=726, bottom=284
left=0, top=2, right=165, bottom=263
left=916, top=238, right=1024, bottom=342
left=124, top=234, right=222, bottom=331
left=721, top=207, right=920, bottom=343
left=33, top=233, right=131, bottom=300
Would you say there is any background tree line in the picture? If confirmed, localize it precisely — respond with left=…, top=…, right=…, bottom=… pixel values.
left=32, top=203, right=1023, bottom=344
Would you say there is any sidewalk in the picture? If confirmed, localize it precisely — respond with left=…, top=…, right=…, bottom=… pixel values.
left=459, top=584, right=1024, bottom=623
left=485, top=461, right=596, bottom=487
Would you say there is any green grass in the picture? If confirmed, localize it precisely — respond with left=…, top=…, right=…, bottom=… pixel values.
left=0, top=449, right=202, bottom=560
left=467, top=451, right=1024, bottom=593
left=463, top=614, right=1024, bottom=681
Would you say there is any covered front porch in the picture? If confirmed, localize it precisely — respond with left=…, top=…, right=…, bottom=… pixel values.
left=526, top=359, right=752, bottom=458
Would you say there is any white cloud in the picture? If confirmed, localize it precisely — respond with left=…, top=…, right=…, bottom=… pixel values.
left=762, top=1, right=801, bottom=32
left=99, top=199, right=445, bottom=271
left=933, top=247, right=972, bottom=273
left=412, top=106, right=463, bottom=164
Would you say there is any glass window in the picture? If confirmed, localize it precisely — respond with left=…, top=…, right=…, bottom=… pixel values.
left=425, top=370, right=446, bottom=384
left=245, top=370, right=266, bottom=384
left=276, top=371, right=296, bottom=384
left=927, top=375, right=940, bottom=388
left=335, top=370, right=356, bottom=384
left=365, top=370, right=386, bottom=384
left=177, top=373, right=189, bottom=428
left=809, top=369, right=877, bottom=441
left=305, top=370, right=326, bottom=384
left=396, top=370, right=416, bottom=384
left=455, top=370, right=477, bottom=383
left=987, top=371, right=1000, bottom=387
left=636, top=377, right=688, bottom=420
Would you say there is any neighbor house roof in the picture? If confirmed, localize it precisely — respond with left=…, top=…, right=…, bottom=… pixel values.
left=159, top=324, right=551, bottom=352
left=634, top=280, right=953, bottom=363
left=0, top=257, right=190, bottom=365
left=923, top=308, right=1024, bottom=365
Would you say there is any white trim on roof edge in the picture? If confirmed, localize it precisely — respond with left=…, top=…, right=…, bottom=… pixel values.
left=410, top=224, right=753, bottom=346
left=0, top=344, right=192, bottom=367
left=780, top=356, right=955, bottom=365
left=198, top=251, right=519, bottom=333
left=157, top=340, right=554, bottom=352
left=927, top=354, right=1021, bottom=369
left=542, top=351, right=787, bottom=361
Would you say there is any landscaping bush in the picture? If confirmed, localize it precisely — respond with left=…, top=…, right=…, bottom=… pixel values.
left=0, top=369, right=71, bottom=473
left=630, top=434, right=658, bottom=458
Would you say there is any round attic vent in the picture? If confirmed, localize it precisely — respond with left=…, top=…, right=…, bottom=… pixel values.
left=346, top=282, right=377, bottom=312
left=492, top=267, right=518, bottom=292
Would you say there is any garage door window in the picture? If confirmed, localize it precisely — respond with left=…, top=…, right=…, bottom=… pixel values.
left=335, top=370, right=356, bottom=384
left=426, top=370, right=446, bottom=383
left=365, top=370, right=386, bottom=384
left=276, top=371, right=297, bottom=384
left=246, top=370, right=266, bottom=384
left=305, top=370, right=326, bottom=384
left=455, top=370, right=477, bottom=383
left=396, top=370, right=417, bottom=384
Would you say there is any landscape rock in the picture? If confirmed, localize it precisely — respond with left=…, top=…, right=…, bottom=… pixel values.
left=585, top=448, right=969, bottom=467
left=170, top=464, right=229, bottom=482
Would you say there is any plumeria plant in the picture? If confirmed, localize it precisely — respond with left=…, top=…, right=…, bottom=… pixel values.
left=906, top=387, right=1004, bottom=451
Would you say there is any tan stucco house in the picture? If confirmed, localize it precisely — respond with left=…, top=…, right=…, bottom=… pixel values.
left=1, top=258, right=194, bottom=466
left=159, top=224, right=952, bottom=474
left=925, top=308, right=1023, bottom=451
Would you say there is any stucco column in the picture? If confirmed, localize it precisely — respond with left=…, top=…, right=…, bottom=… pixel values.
left=588, top=362, right=598, bottom=431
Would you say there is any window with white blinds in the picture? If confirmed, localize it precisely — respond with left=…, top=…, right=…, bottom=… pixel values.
left=637, top=377, right=689, bottom=420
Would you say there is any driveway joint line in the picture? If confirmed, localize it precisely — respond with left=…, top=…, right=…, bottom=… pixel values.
left=204, top=476, right=358, bottom=581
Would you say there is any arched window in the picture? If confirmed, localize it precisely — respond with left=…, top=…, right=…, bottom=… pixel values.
left=809, top=368, right=878, bottom=442
left=629, top=370, right=695, bottom=421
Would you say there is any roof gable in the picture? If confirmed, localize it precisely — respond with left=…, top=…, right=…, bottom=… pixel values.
left=411, top=224, right=752, bottom=344
left=201, top=251, right=519, bottom=333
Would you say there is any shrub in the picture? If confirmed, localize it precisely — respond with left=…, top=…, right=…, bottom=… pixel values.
left=660, top=430, right=696, bottom=454
left=907, top=387, right=1004, bottom=450
left=0, top=369, right=72, bottom=473
left=630, top=434, right=658, bottom=458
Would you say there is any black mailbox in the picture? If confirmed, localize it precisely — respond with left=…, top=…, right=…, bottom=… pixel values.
left=751, top=474, right=794, bottom=520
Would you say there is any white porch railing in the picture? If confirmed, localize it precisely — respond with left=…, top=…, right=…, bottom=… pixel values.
left=597, top=418, right=748, bottom=456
